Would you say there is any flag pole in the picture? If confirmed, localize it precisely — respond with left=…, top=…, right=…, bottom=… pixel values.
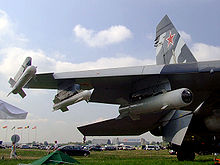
left=21, top=129, right=23, bottom=144
left=35, top=128, right=37, bottom=142
left=28, top=128, right=29, bottom=143
left=5, top=128, right=7, bottom=142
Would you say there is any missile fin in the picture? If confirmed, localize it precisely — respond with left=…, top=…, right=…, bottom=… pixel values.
left=61, top=107, right=69, bottom=112
left=9, top=78, right=16, bottom=88
left=18, top=89, right=26, bottom=98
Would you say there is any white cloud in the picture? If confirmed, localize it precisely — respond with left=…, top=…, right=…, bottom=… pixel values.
left=0, top=46, right=155, bottom=79
left=0, top=10, right=28, bottom=47
left=191, top=43, right=220, bottom=61
left=73, top=24, right=132, bottom=47
left=177, top=31, right=220, bottom=62
left=0, top=10, right=10, bottom=32
left=2, top=9, right=220, bottom=143
left=179, top=30, right=192, bottom=43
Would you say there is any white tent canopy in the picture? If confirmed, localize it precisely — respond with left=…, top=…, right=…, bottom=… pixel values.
left=0, top=100, right=27, bottom=119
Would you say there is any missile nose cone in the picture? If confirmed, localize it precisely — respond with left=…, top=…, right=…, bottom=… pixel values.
left=181, top=89, right=193, bottom=104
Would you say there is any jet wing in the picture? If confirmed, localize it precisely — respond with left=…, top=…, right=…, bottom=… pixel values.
left=24, top=61, right=220, bottom=105
left=78, top=112, right=165, bottom=136
left=25, top=65, right=165, bottom=105
left=26, top=65, right=164, bottom=89
left=25, top=73, right=58, bottom=89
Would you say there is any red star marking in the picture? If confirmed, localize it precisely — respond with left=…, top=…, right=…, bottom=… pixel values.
left=166, top=31, right=175, bottom=47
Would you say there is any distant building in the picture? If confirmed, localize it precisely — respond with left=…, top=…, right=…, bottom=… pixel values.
left=112, top=138, right=147, bottom=146
left=92, top=139, right=111, bottom=145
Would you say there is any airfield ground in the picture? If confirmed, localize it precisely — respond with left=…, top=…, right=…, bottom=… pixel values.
left=0, top=149, right=216, bottom=165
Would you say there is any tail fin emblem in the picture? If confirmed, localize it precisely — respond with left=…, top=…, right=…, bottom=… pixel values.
left=166, top=31, right=175, bottom=47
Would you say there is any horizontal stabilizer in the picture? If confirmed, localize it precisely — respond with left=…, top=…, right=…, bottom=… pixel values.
left=78, top=113, right=163, bottom=136
left=18, top=89, right=26, bottom=98
left=8, top=78, right=16, bottom=87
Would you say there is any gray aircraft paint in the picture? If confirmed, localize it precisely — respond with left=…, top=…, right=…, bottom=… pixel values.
left=155, top=15, right=197, bottom=65
left=162, top=110, right=193, bottom=145
left=11, top=15, right=220, bottom=150
left=26, top=60, right=220, bottom=107
left=53, top=60, right=220, bottom=80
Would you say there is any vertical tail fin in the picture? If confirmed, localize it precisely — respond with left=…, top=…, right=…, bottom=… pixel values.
left=155, top=15, right=197, bottom=65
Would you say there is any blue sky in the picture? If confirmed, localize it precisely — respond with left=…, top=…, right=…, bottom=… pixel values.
left=0, top=0, right=220, bottom=143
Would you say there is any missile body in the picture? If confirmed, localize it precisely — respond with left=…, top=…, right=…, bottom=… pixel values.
left=119, top=88, right=193, bottom=119
left=8, top=66, right=37, bottom=98
left=53, top=90, right=92, bottom=112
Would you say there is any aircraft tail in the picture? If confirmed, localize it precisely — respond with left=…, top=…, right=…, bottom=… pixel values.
left=154, top=15, right=197, bottom=65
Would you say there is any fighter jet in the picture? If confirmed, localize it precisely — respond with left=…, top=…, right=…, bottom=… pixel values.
left=8, top=15, right=220, bottom=161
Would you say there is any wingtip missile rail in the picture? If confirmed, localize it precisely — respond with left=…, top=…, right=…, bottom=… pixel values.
left=8, top=65, right=37, bottom=98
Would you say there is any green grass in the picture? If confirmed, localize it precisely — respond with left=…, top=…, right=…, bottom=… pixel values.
left=0, top=149, right=216, bottom=165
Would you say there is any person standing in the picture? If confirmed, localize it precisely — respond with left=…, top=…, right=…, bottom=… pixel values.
left=46, top=145, right=51, bottom=155
left=10, top=142, right=17, bottom=159
left=54, top=141, right=58, bottom=151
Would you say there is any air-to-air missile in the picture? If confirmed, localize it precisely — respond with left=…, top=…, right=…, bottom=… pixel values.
left=53, top=90, right=93, bottom=112
left=118, top=88, right=193, bottom=120
left=8, top=65, right=37, bottom=98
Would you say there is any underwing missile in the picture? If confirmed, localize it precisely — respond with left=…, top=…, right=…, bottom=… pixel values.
left=8, top=65, right=37, bottom=98
left=119, top=88, right=193, bottom=120
left=53, top=90, right=93, bottom=112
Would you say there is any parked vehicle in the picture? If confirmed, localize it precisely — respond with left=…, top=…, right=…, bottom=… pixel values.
left=40, top=145, right=47, bottom=150
left=123, top=145, right=136, bottom=150
left=21, top=145, right=30, bottom=149
left=89, top=145, right=103, bottom=151
left=146, top=145, right=160, bottom=151
left=154, top=145, right=160, bottom=151
left=117, top=145, right=124, bottom=150
left=57, top=145, right=90, bottom=156
left=82, top=145, right=89, bottom=150
left=0, top=145, right=5, bottom=149
left=105, top=146, right=116, bottom=151
left=169, top=150, right=177, bottom=155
